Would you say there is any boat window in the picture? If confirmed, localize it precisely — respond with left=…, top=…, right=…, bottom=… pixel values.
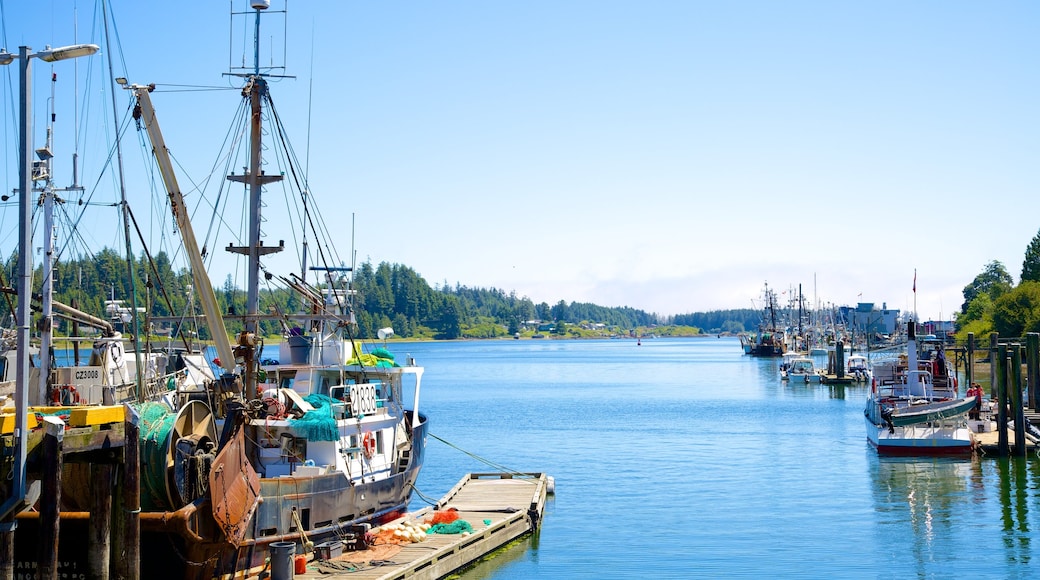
left=279, top=376, right=295, bottom=390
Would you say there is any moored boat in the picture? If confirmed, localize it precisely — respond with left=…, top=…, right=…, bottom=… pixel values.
left=863, top=322, right=974, bottom=456
left=847, top=354, right=872, bottom=383
left=748, top=282, right=787, bottom=358
left=783, top=356, right=823, bottom=383
left=6, top=3, right=429, bottom=577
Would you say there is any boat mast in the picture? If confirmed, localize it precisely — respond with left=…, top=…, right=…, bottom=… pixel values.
left=226, top=1, right=285, bottom=393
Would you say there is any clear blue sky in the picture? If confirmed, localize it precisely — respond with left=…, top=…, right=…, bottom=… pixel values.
left=1, top=1, right=1037, bottom=322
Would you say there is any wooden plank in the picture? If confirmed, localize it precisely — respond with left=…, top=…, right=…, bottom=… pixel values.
left=0, top=412, right=38, bottom=434
left=68, top=405, right=125, bottom=427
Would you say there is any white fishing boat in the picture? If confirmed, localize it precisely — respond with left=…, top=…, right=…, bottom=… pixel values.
left=863, top=322, right=975, bottom=456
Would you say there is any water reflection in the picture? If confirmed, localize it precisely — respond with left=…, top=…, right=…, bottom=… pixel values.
left=996, top=458, right=1036, bottom=566
left=871, top=457, right=975, bottom=574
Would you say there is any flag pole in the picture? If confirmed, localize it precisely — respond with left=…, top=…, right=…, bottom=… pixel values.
left=912, top=268, right=917, bottom=321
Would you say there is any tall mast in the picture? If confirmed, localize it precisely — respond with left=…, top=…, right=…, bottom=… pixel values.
left=226, top=1, right=284, bottom=391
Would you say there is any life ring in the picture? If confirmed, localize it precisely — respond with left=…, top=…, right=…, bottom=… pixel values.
left=110, top=341, right=124, bottom=366
left=362, top=433, right=376, bottom=459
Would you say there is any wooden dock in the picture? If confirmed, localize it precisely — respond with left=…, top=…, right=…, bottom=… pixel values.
left=296, top=472, right=552, bottom=580
left=974, top=424, right=1038, bottom=454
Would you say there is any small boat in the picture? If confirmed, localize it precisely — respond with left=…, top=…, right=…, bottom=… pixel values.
left=739, top=333, right=754, bottom=354
left=864, top=322, right=975, bottom=456
left=847, top=354, right=872, bottom=383
left=782, top=356, right=823, bottom=383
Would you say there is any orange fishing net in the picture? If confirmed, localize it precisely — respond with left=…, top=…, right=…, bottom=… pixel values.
left=425, top=508, right=460, bottom=525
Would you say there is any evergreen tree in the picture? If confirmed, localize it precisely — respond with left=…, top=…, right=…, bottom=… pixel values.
left=1023, top=229, right=1040, bottom=283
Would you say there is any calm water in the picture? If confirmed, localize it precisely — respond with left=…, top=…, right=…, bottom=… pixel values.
left=376, top=337, right=1040, bottom=579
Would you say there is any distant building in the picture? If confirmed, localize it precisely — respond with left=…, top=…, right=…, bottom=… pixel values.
left=921, top=320, right=955, bottom=340
left=845, top=302, right=900, bottom=336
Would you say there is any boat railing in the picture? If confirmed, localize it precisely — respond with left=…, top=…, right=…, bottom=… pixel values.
left=877, top=369, right=935, bottom=399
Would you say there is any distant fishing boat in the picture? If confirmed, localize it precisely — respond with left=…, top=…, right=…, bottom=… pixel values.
left=748, top=283, right=787, bottom=358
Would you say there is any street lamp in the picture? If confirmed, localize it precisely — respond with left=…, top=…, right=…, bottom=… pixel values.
left=0, top=43, right=99, bottom=524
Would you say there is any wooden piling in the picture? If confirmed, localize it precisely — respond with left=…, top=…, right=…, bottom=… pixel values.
left=89, top=464, right=114, bottom=579
left=997, top=344, right=1009, bottom=456
left=966, top=332, right=975, bottom=388
left=1027, top=333, right=1038, bottom=412
left=39, top=416, right=65, bottom=580
left=990, top=333, right=999, bottom=400
left=1012, top=345, right=1027, bottom=457
left=113, top=403, right=141, bottom=580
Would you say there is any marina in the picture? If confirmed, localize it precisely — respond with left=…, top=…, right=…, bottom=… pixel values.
left=0, top=1, right=1038, bottom=578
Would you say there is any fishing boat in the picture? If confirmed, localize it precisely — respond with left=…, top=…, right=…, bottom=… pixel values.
left=863, top=322, right=975, bottom=456
left=748, top=282, right=787, bottom=357
left=8, top=3, right=428, bottom=577
left=128, top=9, right=428, bottom=578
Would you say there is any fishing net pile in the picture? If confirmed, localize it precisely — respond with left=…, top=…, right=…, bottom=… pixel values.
left=291, top=394, right=339, bottom=441
left=346, top=347, right=399, bottom=368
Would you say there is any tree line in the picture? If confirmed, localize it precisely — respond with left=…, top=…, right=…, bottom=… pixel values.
left=3, top=248, right=771, bottom=341
left=955, top=227, right=1040, bottom=340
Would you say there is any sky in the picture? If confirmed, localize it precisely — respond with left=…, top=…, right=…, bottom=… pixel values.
left=0, top=0, right=1038, bottom=323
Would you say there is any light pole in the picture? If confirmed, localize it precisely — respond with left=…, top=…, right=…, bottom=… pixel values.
left=0, top=43, right=98, bottom=526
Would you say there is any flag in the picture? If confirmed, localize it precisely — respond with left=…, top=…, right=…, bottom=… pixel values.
left=913, top=269, right=916, bottom=294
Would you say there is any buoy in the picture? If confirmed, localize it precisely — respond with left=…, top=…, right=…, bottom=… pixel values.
left=294, top=554, right=307, bottom=574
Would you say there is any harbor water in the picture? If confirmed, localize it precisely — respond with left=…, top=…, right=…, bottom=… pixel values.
left=388, top=337, right=1039, bottom=579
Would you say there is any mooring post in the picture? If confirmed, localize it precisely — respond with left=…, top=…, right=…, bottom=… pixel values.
left=990, top=333, right=999, bottom=400
left=113, top=403, right=141, bottom=580
left=836, top=340, right=845, bottom=378
left=89, top=463, right=114, bottom=579
left=39, top=416, right=65, bottom=579
left=1027, top=333, right=1039, bottom=412
left=966, top=332, right=975, bottom=390
left=997, top=344, right=1009, bottom=456
left=1012, top=345, right=1027, bottom=457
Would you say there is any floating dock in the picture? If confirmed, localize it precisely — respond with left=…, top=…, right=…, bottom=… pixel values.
left=975, top=427, right=1038, bottom=454
left=296, top=472, right=552, bottom=580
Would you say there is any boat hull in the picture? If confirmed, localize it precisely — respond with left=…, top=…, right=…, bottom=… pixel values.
left=864, top=416, right=974, bottom=456
left=11, top=411, right=428, bottom=579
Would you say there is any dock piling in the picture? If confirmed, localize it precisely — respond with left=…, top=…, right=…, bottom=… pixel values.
left=39, top=416, right=64, bottom=579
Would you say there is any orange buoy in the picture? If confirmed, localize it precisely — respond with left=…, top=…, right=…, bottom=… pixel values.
left=294, top=554, right=307, bottom=574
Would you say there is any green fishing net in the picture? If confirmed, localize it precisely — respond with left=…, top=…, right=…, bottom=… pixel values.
left=427, top=521, right=474, bottom=534
left=293, top=394, right=338, bottom=441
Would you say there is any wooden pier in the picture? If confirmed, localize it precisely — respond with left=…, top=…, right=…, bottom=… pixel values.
left=295, top=472, right=552, bottom=580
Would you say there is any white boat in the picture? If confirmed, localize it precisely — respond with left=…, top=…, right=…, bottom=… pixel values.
left=863, top=322, right=975, bottom=456
left=846, top=354, right=872, bottom=383
left=782, top=356, right=823, bottom=383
